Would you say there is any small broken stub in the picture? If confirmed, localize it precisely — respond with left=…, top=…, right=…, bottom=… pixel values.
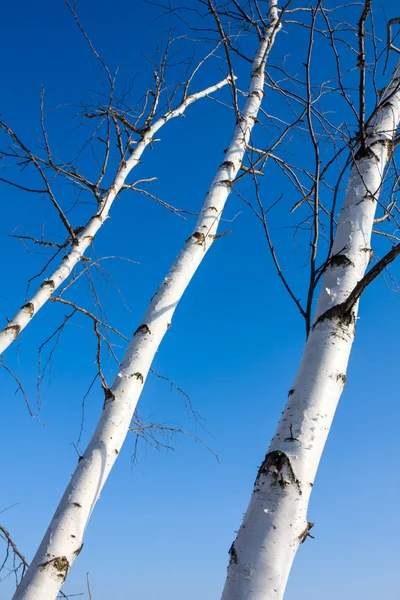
left=298, top=521, right=315, bottom=544
left=4, top=323, right=21, bottom=340
left=256, top=450, right=301, bottom=494
left=41, top=279, right=55, bottom=291
left=21, top=302, right=35, bottom=317
left=134, top=323, right=151, bottom=336
left=73, top=543, right=84, bottom=557
left=325, top=252, right=354, bottom=271
left=336, top=373, right=347, bottom=387
left=249, top=89, right=262, bottom=99
left=228, top=542, right=238, bottom=565
left=102, top=385, right=115, bottom=409
left=132, top=372, right=144, bottom=384
left=360, top=247, right=373, bottom=264
left=220, top=160, right=235, bottom=170
left=186, top=231, right=205, bottom=244
left=39, top=556, right=70, bottom=582
left=215, top=179, right=232, bottom=188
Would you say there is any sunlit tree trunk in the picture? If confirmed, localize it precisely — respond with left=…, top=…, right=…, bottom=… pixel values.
left=221, top=65, right=400, bottom=600
left=0, top=77, right=230, bottom=356
left=12, top=3, right=283, bottom=599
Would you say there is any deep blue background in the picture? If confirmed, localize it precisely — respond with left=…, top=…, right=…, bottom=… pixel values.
left=1, top=1, right=400, bottom=599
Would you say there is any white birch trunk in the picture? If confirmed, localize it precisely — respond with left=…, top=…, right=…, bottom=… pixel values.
left=221, top=65, right=400, bottom=600
left=12, top=5, right=282, bottom=599
left=0, top=77, right=231, bottom=355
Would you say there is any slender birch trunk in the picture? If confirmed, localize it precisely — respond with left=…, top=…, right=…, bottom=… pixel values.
left=0, top=77, right=230, bottom=356
left=221, top=64, right=400, bottom=600
left=13, top=5, right=283, bottom=599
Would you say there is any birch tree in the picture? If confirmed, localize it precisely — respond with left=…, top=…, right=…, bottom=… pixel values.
left=10, top=2, right=286, bottom=598
left=222, top=6, right=400, bottom=599
left=0, top=1, right=231, bottom=358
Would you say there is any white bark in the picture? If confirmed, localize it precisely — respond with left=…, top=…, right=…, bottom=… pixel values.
left=0, top=77, right=231, bottom=356
left=12, top=5, right=282, bottom=599
left=221, top=66, right=400, bottom=600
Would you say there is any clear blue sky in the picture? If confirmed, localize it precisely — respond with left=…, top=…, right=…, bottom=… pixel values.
left=1, top=1, right=400, bottom=599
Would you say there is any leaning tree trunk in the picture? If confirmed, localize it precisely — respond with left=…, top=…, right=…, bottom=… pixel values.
left=13, top=4, right=283, bottom=599
left=0, top=77, right=231, bottom=355
left=221, top=65, right=400, bottom=600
